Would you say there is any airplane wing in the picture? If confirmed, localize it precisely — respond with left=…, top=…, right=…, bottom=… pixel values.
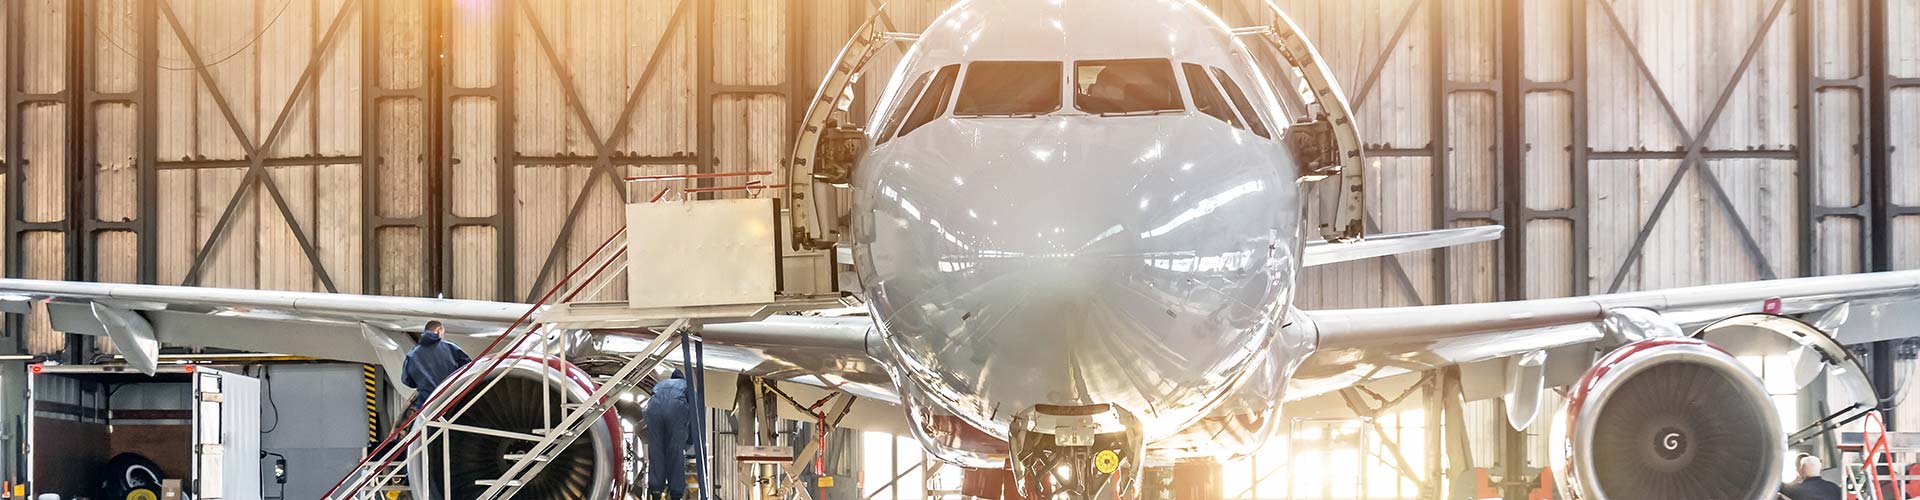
left=1301, top=226, right=1504, bottom=267
left=1289, top=270, right=1920, bottom=402
left=0, top=278, right=900, bottom=410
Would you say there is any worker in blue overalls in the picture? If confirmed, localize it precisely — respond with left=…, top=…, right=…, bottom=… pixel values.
left=644, top=369, right=698, bottom=500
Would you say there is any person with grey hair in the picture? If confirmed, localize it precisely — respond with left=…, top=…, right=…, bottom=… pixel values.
left=1779, top=453, right=1842, bottom=500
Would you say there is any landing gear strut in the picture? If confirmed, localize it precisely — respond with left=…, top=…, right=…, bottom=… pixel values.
left=1010, top=404, right=1146, bottom=500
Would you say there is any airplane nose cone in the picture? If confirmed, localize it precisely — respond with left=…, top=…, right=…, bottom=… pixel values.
left=853, top=117, right=1302, bottom=436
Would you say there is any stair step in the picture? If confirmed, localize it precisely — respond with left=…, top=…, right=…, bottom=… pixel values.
left=503, top=453, right=551, bottom=462
left=532, top=428, right=577, bottom=437
left=474, top=479, right=524, bottom=487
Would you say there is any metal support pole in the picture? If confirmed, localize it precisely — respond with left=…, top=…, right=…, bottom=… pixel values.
left=1498, top=0, right=1530, bottom=493
left=1423, top=373, right=1444, bottom=500
left=1498, top=0, right=1526, bottom=304
left=682, top=329, right=712, bottom=500
left=1866, top=0, right=1896, bottom=426
left=694, top=333, right=711, bottom=500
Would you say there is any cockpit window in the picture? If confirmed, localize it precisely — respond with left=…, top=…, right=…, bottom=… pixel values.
left=955, top=61, right=1063, bottom=117
left=877, top=70, right=935, bottom=144
left=1182, top=63, right=1244, bottom=129
left=1073, top=58, right=1182, bottom=115
left=1210, top=67, right=1272, bottom=139
left=898, top=64, right=961, bottom=139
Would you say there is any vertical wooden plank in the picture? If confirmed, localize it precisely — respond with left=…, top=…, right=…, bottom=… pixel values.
left=562, top=166, right=623, bottom=300
left=1587, top=161, right=1643, bottom=292
left=1814, top=89, right=1862, bottom=275
left=313, top=0, right=362, bottom=293
left=94, top=0, right=140, bottom=95
left=448, top=0, right=499, bottom=89
left=23, top=233, right=64, bottom=355
left=376, top=98, right=426, bottom=293
left=259, top=166, right=317, bottom=291
left=1706, top=160, right=1798, bottom=282
left=1381, top=158, right=1436, bottom=306
left=449, top=225, right=497, bottom=299
left=1891, top=87, right=1920, bottom=271
left=191, top=0, right=258, bottom=160
left=21, top=105, right=64, bottom=225
left=1446, top=93, right=1497, bottom=214
left=1351, top=0, right=1432, bottom=149
left=1637, top=161, right=1701, bottom=290
left=317, top=163, right=363, bottom=293
left=376, top=227, right=424, bottom=295
left=156, top=169, right=196, bottom=285
left=513, top=0, right=565, bottom=296
left=450, top=99, right=498, bottom=219
left=569, top=0, right=622, bottom=151
left=93, top=104, right=139, bottom=227
left=1812, top=0, right=1860, bottom=81
left=194, top=168, right=256, bottom=289
left=18, top=0, right=68, bottom=354
left=1, top=172, right=5, bottom=279
left=155, top=0, right=194, bottom=163
left=1701, top=0, right=1795, bottom=151
left=316, top=0, right=361, bottom=157
left=22, top=0, right=69, bottom=95
left=1524, top=93, right=1573, bottom=211
left=261, top=0, right=316, bottom=158
left=514, top=165, right=566, bottom=295
left=1523, top=220, right=1574, bottom=298
left=1896, top=218, right=1920, bottom=271
left=1447, top=220, right=1500, bottom=304
left=715, top=0, right=787, bottom=87
left=1818, top=218, right=1864, bottom=275
left=620, top=0, right=694, bottom=157
left=1584, top=0, right=1677, bottom=152
left=376, top=99, right=426, bottom=220
left=1, top=0, right=7, bottom=172
left=1522, top=0, right=1570, bottom=82
left=1887, top=0, right=1918, bottom=79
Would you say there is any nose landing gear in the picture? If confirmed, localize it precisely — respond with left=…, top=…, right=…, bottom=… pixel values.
left=1010, top=404, right=1146, bottom=500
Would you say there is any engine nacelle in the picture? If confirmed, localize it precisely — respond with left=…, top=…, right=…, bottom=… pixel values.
left=1554, top=337, right=1782, bottom=500
left=410, top=355, right=625, bottom=500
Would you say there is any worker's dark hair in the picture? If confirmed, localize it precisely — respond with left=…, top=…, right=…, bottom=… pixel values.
left=425, top=320, right=443, bottom=332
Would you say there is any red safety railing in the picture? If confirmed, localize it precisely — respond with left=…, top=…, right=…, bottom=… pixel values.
left=320, top=225, right=630, bottom=499
left=627, top=170, right=785, bottom=202
left=1860, top=411, right=1907, bottom=500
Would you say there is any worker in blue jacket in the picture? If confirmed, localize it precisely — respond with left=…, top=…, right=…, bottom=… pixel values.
left=402, top=320, right=473, bottom=411
left=644, top=369, right=698, bottom=500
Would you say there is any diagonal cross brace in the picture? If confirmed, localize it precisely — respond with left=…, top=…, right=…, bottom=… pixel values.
left=516, top=0, right=691, bottom=302
left=1596, top=0, right=1791, bottom=293
left=167, top=0, right=355, bottom=292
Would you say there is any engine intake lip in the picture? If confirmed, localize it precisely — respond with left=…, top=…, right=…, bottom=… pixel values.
left=409, top=355, right=621, bottom=500
left=1561, top=338, right=1783, bottom=500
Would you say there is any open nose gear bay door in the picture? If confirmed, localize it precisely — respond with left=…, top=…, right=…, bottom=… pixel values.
left=1234, top=1, right=1369, bottom=243
left=786, top=6, right=919, bottom=251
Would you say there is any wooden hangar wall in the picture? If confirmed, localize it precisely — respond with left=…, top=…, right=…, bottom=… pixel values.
left=0, top=0, right=1917, bottom=357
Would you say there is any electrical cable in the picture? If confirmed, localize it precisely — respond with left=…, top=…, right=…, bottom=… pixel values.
left=93, top=0, right=297, bottom=72
left=261, top=365, right=282, bottom=434
left=1886, top=338, right=1920, bottom=409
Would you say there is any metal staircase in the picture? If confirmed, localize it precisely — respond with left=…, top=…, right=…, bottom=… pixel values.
left=470, top=318, right=688, bottom=499
left=320, top=226, right=655, bottom=500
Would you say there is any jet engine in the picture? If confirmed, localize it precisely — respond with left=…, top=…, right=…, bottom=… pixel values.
left=411, top=356, right=625, bottom=500
left=1554, top=337, right=1782, bottom=500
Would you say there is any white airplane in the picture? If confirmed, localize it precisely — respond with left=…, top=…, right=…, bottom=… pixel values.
left=4, top=1, right=1916, bottom=500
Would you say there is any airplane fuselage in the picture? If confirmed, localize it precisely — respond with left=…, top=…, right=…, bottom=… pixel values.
left=848, top=0, right=1317, bottom=464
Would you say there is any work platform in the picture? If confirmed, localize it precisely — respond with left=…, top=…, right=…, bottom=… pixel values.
left=325, top=176, right=851, bottom=500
